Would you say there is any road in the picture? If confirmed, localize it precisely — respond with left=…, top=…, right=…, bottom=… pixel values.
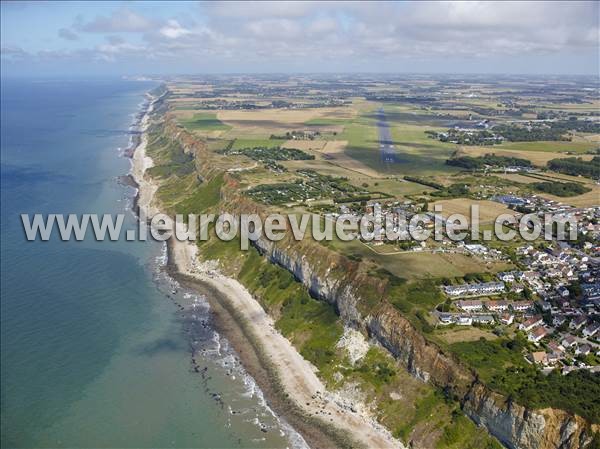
left=377, top=107, right=397, bottom=164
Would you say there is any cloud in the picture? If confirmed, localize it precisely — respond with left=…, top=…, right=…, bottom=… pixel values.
left=1, top=46, right=29, bottom=60
left=159, top=20, right=191, bottom=39
left=58, top=28, right=78, bottom=41
left=75, top=8, right=153, bottom=33
left=2, top=1, right=597, bottom=74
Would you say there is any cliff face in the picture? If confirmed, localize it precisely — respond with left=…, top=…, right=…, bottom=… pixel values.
left=157, top=114, right=597, bottom=449
left=251, top=235, right=597, bottom=449
left=464, top=384, right=595, bottom=449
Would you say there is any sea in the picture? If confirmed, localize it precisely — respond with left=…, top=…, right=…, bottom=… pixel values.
left=0, top=78, right=303, bottom=449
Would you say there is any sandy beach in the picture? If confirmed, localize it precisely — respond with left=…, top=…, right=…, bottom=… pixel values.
left=131, top=94, right=405, bottom=449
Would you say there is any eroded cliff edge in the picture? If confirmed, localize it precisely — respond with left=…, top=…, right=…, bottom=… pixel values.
left=153, top=106, right=598, bottom=449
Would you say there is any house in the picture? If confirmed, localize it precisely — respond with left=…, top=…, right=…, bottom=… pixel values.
left=537, top=300, right=552, bottom=312
left=553, top=315, right=567, bottom=327
left=500, top=313, right=514, bottom=325
left=529, top=351, right=547, bottom=365
left=486, top=300, right=509, bottom=312
left=557, top=286, right=570, bottom=298
left=456, top=315, right=473, bottom=326
left=582, top=283, right=600, bottom=301
left=498, top=271, right=520, bottom=283
left=444, top=282, right=505, bottom=297
left=438, top=314, right=453, bottom=325
left=528, top=326, right=550, bottom=343
left=456, top=300, right=484, bottom=312
left=473, top=314, right=495, bottom=324
left=512, top=301, right=533, bottom=313
left=520, top=315, right=544, bottom=331
left=511, top=283, right=525, bottom=293
left=546, top=352, right=560, bottom=364
left=547, top=341, right=564, bottom=354
left=561, top=334, right=577, bottom=348
left=576, top=344, right=591, bottom=356
left=583, top=323, right=599, bottom=338
left=570, top=315, right=587, bottom=330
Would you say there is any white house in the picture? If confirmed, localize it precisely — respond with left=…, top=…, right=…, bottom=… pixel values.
left=583, top=323, right=599, bottom=338
left=512, top=301, right=533, bottom=313
left=561, top=334, right=577, bottom=348
left=528, top=326, right=550, bottom=343
left=456, top=300, right=484, bottom=312
left=520, top=315, right=544, bottom=331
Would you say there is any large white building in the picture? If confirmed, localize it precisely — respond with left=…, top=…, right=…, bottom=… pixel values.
left=444, top=282, right=505, bottom=297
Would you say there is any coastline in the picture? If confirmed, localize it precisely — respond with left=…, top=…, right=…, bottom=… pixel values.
left=130, top=91, right=404, bottom=449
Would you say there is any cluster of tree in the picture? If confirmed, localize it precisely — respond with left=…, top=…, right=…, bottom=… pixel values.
left=492, top=124, right=569, bottom=142
left=494, top=120, right=600, bottom=143
left=270, top=130, right=321, bottom=140
left=222, top=146, right=314, bottom=162
left=431, top=183, right=470, bottom=198
left=403, top=175, right=443, bottom=190
left=547, top=156, right=600, bottom=179
left=435, top=129, right=503, bottom=146
left=446, top=153, right=532, bottom=170
left=490, top=367, right=600, bottom=424
left=532, top=181, right=591, bottom=197
left=550, top=118, right=600, bottom=134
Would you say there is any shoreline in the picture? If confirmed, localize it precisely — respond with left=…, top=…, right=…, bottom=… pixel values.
left=129, top=91, right=404, bottom=449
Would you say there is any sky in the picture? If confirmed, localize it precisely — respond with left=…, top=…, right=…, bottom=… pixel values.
left=1, top=1, right=599, bottom=76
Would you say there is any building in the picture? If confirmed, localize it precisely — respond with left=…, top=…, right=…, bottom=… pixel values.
left=500, top=313, right=514, bottom=325
left=537, top=300, right=552, bottom=312
left=561, top=334, right=577, bottom=348
left=456, top=316, right=473, bottom=326
left=520, top=315, right=544, bottom=332
left=512, top=301, right=533, bottom=313
left=576, top=344, right=591, bottom=356
left=528, top=326, right=550, bottom=343
left=473, top=314, right=495, bottom=324
left=486, top=300, right=509, bottom=312
left=456, top=300, right=484, bottom=312
left=553, top=315, right=567, bottom=327
left=444, top=282, right=505, bottom=297
left=529, top=351, right=547, bottom=365
left=547, top=341, right=564, bottom=354
left=583, top=323, right=599, bottom=338
left=497, top=271, right=520, bottom=283
left=438, top=314, right=453, bottom=325
left=570, top=315, right=587, bottom=330
left=582, top=283, right=600, bottom=301
left=546, top=352, right=560, bottom=364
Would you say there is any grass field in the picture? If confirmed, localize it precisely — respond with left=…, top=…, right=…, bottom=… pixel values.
left=180, top=112, right=231, bottom=132
left=216, top=107, right=354, bottom=133
left=495, top=140, right=597, bottom=153
left=434, top=326, right=498, bottom=344
left=363, top=178, right=436, bottom=197
left=318, top=139, right=384, bottom=178
left=457, top=146, right=595, bottom=167
left=536, top=185, right=600, bottom=207
left=305, top=117, right=349, bottom=126
left=325, top=238, right=512, bottom=279
left=230, top=138, right=283, bottom=150
left=282, top=139, right=326, bottom=151
left=494, top=173, right=541, bottom=184
left=432, top=199, right=514, bottom=224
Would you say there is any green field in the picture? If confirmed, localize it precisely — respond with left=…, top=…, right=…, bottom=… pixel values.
left=304, top=117, right=349, bottom=126
left=324, top=237, right=511, bottom=280
left=230, top=138, right=283, bottom=150
left=496, top=140, right=597, bottom=153
left=180, top=112, right=232, bottom=131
